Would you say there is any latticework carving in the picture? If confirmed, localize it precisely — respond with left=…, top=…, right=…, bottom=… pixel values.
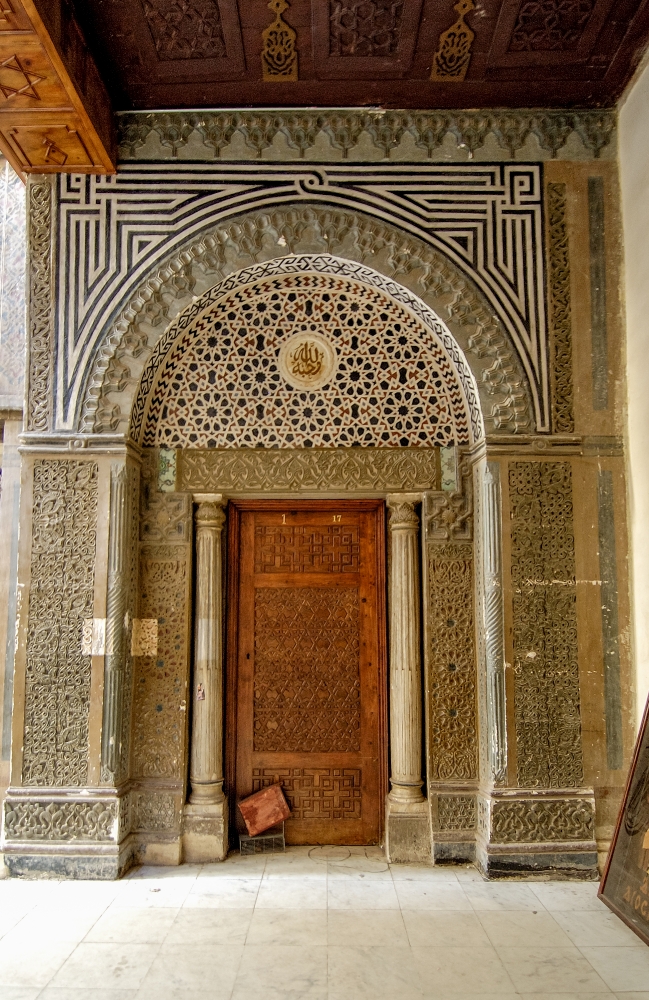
left=438, top=795, right=477, bottom=831
left=510, top=0, right=594, bottom=51
left=255, top=526, right=360, bottom=574
left=491, top=798, right=595, bottom=842
left=253, top=588, right=361, bottom=753
left=142, top=271, right=474, bottom=449
left=547, top=182, right=574, bottom=434
left=252, top=767, right=362, bottom=820
left=26, top=179, right=53, bottom=432
left=85, top=209, right=529, bottom=439
left=509, top=461, right=583, bottom=788
left=23, top=460, right=98, bottom=787
left=140, top=491, right=190, bottom=542
left=132, top=543, right=191, bottom=779
left=178, top=447, right=439, bottom=493
left=4, top=800, right=116, bottom=841
left=427, top=541, right=477, bottom=780
left=142, top=0, right=227, bottom=60
left=132, top=791, right=177, bottom=831
left=329, top=1, right=403, bottom=56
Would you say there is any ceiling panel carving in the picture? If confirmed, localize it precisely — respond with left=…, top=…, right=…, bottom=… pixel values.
left=61, top=0, right=649, bottom=109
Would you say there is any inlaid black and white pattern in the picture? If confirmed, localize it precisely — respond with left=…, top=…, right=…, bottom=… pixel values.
left=54, top=162, right=548, bottom=431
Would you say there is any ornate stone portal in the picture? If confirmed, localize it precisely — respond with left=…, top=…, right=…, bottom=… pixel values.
left=1, top=148, right=630, bottom=879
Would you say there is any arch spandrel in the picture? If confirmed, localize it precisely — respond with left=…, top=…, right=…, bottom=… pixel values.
left=134, top=263, right=483, bottom=449
left=78, top=205, right=533, bottom=438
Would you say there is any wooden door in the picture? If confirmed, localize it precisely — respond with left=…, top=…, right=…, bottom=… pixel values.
left=227, top=500, right=386, bottom=846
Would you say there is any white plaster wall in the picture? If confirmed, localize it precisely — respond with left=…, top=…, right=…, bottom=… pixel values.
left=620, top=58, right=649, bottom=726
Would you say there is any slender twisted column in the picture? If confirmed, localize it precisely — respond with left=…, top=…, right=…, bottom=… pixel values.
left=482, top=463, right=507, bottom=784
left=101, top=464, right=128, bottom=782
left=387, top=496, right=425, bottom=806
left=190, top=494, right=226, bottom=805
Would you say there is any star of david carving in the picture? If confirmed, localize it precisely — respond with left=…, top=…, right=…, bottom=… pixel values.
left=0, top=54, right=42, bottom=101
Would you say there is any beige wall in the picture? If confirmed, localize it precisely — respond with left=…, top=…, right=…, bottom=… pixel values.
left=620, top=61, right=649, bottom=726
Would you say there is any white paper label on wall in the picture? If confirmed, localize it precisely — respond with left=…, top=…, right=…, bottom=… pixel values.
left=82, top=618, right=106, bottom=656
left=131, top=618, right=158, bottom=656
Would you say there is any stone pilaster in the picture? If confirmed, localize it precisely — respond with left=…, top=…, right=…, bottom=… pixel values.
left=482, top=463, right=507, bottom=786
left=182, top=493, right=228, bottom=862
left=385, top=494, right=430, bottom=863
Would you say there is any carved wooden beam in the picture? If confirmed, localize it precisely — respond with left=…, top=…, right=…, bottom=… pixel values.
left=0, top=0, right=114, bottom=176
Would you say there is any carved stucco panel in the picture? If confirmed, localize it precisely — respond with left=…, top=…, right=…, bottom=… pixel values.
left=22, top=460, right=98, bottom=787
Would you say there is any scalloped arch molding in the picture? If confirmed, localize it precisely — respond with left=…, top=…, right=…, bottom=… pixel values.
left=40, top=162, right=543, bottom=435
left=78, top=202, right=534, bottom=439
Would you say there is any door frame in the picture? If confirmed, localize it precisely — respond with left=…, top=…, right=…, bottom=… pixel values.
left=224, top=498, right=388, bottom=847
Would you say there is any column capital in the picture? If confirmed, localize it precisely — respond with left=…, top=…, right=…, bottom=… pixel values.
left=387, top=493, right=421, bottom=530
left=194, top=493, right=226, bottom=529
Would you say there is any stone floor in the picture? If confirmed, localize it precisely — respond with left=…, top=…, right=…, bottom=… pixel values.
left=0, top=846, right=648, bottom=999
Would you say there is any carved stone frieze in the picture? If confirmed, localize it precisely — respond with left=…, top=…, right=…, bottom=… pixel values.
left=509, top=461, right=583, bottom=788
left=178, top=448, right=441, bottom=494
left=437, top=795, right=477, bottom=831
left=426, top=540, right=477, bottom=781
left=26, top=178, right=54, bottom=433
left=491, top=798, right=595, bottom=843
left=4, top=800, right=116, bottom=842
left=117, top=109, right=616, bottom=162
left=547, top=182, right=575, bottom=434
left=82, top=211, right=529, bottom=438
left=23, top=460, right=98, bottom=787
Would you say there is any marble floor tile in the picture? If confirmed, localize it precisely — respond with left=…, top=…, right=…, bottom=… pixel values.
left=529, top=881, right=603, bottom=911
left=477, top=909, right=574, bottom=947
left=0, top=939, right=77, bottom=989
left=49, top=943, right=160, bottom=991
left=327, top=908, right=409, bottom=947
left=579, top=945, right=649, bottom=992
left=327, top=878, right=400, bottom=910
left=328, top=944, right=426, bottom=1000
left=0, top=989, right=41, bottom=1000
left=0, top=905, right=37, bottom=939
left=165, top=906, right=253, bottom=944
left=411, top=944, right=516, bottom=995
left=256, top=876, right=328, bottom=909
left=614, top=994, right=649, bottom=999
left=496, top=945, right=610, bottom=993
left=262, top=854, right=330, bottom=879
left=401, top=909, right=491, bottom=947
left=136, top=943, right=242, bottom=995
left=393, top=881, right=472, bottom=911
left=246, top=907, right=327, bottom=946
left=464, top=882, right=544, bottom=911
left=136, top=990, right=233, bottom=1000
left=197, top=857, right=267, bottom=879
left=6, top=906, right=104, bottom=944
left=184, top=877, right=260, bottom=908
left=551, top=907, right=646, bottom=946
left=327, top=859, right=392, bottom=880
left=85, top=906, right=179, bottom=943
left=232, top=943, right=327, bottom=1000
left=38, top=991, right=138, bottom=999
left=390, top=864, right=459, bottom=882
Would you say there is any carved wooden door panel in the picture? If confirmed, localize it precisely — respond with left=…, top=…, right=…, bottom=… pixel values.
left=227, top=500, right=386, bottom=846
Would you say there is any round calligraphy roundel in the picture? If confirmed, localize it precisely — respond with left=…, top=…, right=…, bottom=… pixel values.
left=278, top=331, right=337, bottom=391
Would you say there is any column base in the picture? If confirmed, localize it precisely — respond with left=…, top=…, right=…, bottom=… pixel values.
left=182, top=800, right=228, bottom=863
left=384, top=796, right=431, bottom=864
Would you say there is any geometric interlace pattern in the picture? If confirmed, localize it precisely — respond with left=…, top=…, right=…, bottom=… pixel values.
left=253, top=587, right=361, bottom=753
left=144, top=272, right=471, bottom=448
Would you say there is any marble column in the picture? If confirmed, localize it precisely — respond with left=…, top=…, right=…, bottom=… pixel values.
left=101, top=464, right=129, bottom=784
left=385, top=494, right=429, bottom=862
left=183, top=493, right=228, bottom=861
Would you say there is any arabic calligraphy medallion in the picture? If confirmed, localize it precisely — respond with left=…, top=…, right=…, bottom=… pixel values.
left=278, top=331, right=337, bottom=390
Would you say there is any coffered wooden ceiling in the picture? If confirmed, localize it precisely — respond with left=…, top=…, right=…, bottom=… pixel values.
left=69, top=0, right=649, bottom=109
left=1, top=0, right=649, bottom=175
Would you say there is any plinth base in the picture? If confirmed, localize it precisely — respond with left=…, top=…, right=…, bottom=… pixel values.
left=182, top=800, right=228, bottom=862
left=385, top=797, right=431, bottom=864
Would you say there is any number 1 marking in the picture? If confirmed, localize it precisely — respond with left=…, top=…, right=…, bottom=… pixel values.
left=282, top=514, right=286, bottom=524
